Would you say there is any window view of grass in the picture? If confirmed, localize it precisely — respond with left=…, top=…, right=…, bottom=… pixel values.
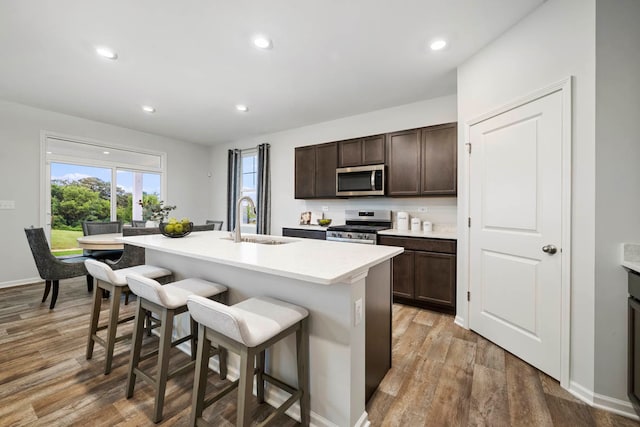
left=50, top=229, right=83, bottom=256
left=50, top=163, right=162, bottom=255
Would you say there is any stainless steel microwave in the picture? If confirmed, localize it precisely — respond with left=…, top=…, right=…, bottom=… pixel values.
left=336, top=164, right=385, bottom=197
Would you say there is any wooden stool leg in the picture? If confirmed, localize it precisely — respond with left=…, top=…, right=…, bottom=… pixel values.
left=126, top=300, right=146, bottom=398
left=86, top=282, right=103, bottom=360
left=190, top=326, right=211, bottom=427
left=256, top=350, right=265, bottom=403
left=218, top=346, right=227, bottom=380
left=237, top=347, right=255, bottom=427
left=104, top=285, right=122, bottom=375
left=190, top=317, right=197, bottom=361
left=297, top=319, right=310, bottom=426
left=153, top=308, right=174, bottom=423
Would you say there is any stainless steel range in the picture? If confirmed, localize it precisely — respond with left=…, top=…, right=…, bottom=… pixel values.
left=326, top=210, right=392, bottom=245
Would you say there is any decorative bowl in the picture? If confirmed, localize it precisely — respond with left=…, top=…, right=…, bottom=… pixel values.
left=159, top=221, right=193, bottom=238
left=317, top=218, right=332, bottom=227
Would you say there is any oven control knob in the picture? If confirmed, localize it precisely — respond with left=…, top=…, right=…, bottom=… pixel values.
left=347, top=233, right=352, bottom=239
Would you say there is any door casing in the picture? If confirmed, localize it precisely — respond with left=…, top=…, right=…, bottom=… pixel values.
left=460, top=77, right=572, bottom=388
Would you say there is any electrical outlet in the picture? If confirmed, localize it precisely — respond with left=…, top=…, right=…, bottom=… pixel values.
left=322, top=206, right=329, bottom=212
left=354, top=298, right=363, bottom=326
left=418, top=207, right=428, bottom=213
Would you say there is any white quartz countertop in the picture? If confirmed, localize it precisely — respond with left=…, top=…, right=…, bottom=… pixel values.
left=378, top=229, right=458, bottom=240
left=282, top=225, right=329, bottom=232
left=123, top=231, right=403, bottom=285
left=623, top=243, right=640, bottom=274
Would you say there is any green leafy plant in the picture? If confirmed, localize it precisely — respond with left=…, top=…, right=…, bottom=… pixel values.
left=138, top=199, right=176, bottom=221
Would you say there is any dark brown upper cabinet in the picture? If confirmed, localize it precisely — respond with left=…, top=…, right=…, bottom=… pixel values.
left=338, top=135, right=386, bottom=167
left=294, top=142, right=337, bottom=199
left=421, top=123, right=457, bottom=196
left=386, top=123, right=457, bottom=197
left=386, top=129, right=421, bottom=196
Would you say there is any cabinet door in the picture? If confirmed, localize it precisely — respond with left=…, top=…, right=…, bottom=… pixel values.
left=386, top=129, right=421, bottom=196
left=392, top=250, right=415, bottom=299
left=315, top=142, right=338, bottom=198
left=362, top=135, right=385, bottom=165
left=295, top=146, right=315, bottom=199
left=338, top=139, right=363, bottom=167
left=421, top=123, right=457, bottom=195
left=414, top=251, right=456, bottom=309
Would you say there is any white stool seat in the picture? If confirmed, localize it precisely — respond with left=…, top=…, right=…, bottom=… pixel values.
left=127, top=274, right=228, bottom=309
left=187, top=295, right=309, bottom=348
left=85, top=259, right=171, bottom=286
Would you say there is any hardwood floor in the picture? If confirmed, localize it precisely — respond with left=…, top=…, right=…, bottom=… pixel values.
left=0, top=279, right=638, bottom=426
left=367, top=304, right=639, bottom=427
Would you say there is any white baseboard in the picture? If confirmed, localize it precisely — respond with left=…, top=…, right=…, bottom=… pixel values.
left=0, top=277, right=41, bottom=289
left=454, top=315, right=465, bottom=328
left=176, top=342, right=342, bottom=427
left=354, top=411, right=371, bottom=427
left=569, top=380, right=640, bottom=421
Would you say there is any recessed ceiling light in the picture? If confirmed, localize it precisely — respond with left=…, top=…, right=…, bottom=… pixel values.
left=252, top=35, right=272, bottom=50
left=103, top=151, right=110, bottom=155
left=142, top=105, right=156, bottom=113
left=95, top=46, right=118, bottom=60
left=236, top=104, right=249, bottom=112
left=430, top=39, right=447, bottom=51
left=46, top=151, right=52, bottom=154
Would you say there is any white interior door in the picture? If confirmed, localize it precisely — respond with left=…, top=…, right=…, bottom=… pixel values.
left=469, top=90, right=563, bottom=379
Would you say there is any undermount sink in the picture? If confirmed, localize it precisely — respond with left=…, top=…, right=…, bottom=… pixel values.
left=219, top=235, right=292, bottom=245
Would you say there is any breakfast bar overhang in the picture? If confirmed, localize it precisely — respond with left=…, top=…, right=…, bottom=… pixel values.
left=123, top=231, right=403, bottom=427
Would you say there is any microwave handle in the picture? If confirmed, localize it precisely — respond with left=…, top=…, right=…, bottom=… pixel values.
left=371, top=170, right=375, bottom=190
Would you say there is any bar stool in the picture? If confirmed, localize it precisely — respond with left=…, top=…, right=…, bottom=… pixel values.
left=124, top=274, right=228, bottom=423
left=84, top=259, right=173, bottom=375
left=187, top=295, right=310, bottom=427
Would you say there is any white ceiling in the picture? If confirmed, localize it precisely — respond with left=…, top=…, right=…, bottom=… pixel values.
left=0, top=0, right=543, bottom=145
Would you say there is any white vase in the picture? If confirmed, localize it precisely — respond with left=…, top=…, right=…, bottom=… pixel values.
left=145, top=220, right=159, bottom=228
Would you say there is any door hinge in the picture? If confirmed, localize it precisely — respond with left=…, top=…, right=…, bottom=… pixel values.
left=465, top=142, right=472, bottom=154
left=468, top=217, right=471, bottom=228
left=467, top=291, right=471, bottom=301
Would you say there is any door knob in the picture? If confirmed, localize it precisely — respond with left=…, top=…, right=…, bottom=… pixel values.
left=542, top=244, right=557, bottom=255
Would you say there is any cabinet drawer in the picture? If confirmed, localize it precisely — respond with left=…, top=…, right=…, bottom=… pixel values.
left=378, top=236, right=456, bottom=254
left=282, top=228, right=326, bottom=240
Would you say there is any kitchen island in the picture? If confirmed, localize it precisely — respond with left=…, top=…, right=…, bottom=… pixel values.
left=123, top=230, right=403, bottom=427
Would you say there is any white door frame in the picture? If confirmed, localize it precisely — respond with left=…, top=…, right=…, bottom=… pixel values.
left=460, top=76, right=572, bottom=388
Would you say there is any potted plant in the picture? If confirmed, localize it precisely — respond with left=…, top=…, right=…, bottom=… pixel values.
left=138, top=199, right=176, bottom=227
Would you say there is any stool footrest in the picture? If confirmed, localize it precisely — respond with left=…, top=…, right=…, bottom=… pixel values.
left=257, top=390, right=302, bottom=427
left=263, top=372, right=296, bottom=395
left=167, top=360, right=195, bottom=379
left=203, top=379, right=239, bottom=409
left=139, top=334, right=194, bottom=362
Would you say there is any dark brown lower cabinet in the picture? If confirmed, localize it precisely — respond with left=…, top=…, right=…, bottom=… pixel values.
left=379, top=235, right=456, bottom=314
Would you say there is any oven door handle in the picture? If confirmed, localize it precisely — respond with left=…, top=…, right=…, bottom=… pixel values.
left=326, top=237, right=376, bottom=245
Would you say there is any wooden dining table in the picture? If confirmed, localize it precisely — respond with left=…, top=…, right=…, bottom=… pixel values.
left=77, top=233, right=124, bottom=250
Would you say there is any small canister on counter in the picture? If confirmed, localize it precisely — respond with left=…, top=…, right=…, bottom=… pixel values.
left=411, top=217, right=421, bottom=232
left=423, top=221, right=433, bottom=233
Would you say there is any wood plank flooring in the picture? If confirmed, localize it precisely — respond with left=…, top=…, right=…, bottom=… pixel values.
left=0, top=278, right=638, bottom=426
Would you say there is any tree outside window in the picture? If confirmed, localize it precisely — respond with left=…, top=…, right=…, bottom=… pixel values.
left=240, top=151, right=258, bottom=225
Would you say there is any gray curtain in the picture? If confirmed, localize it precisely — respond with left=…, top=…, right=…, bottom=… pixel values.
left=256, top=143, right=271, bottom=235
left=226, top=149, right=241, bottom=232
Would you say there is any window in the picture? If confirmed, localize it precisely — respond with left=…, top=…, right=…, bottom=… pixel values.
left=240, top=150, right=258, bottom=225
left=42, top=134, right=166, bottom=254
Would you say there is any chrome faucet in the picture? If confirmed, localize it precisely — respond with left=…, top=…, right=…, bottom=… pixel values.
left=234, top=196, right=256, bottom=243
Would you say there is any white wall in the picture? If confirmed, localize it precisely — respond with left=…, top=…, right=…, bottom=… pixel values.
left=209, top=95, right=458, bottom=234
left=594, top=0, right=640, bottom=402
left=457, top=0, right=597, bottom=402
left=0, top=100, right=212, bottom=286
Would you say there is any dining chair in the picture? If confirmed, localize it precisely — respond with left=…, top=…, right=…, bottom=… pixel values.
left=82, top=221, right=124, bottom=261
left=24, top=227, right=93, bottom=309
left=205, top=220, right=224, bottom=230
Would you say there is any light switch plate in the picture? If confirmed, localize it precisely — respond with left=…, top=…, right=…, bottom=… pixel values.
left=0, top=200, right=15, bottom=210
left=322, top=206, right=329, bottom=212
left=418, top=207, right=428, bottom=213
